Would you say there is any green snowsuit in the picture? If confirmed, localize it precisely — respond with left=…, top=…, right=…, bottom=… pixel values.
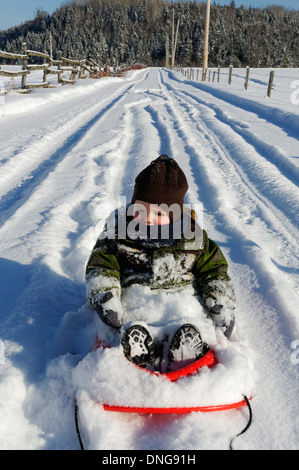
left=85, top=209, right=236, bottom=337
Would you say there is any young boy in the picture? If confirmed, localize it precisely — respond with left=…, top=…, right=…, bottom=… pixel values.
left=85, top=155, right=236, bottom=369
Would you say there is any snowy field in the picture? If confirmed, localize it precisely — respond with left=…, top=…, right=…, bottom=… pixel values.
left=0, top=66, right=298, bottom=450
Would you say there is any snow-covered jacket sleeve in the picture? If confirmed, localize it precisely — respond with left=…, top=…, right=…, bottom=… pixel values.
left=192, top=231, right=236, bottom=336
left=85, top=237, right=124, bottom=329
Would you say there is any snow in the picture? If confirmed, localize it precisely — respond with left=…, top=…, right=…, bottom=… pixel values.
left=0, top=66, right=299, bottom=450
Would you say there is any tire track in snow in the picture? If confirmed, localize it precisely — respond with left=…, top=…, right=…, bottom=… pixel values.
left=44, top=71, right=155, bottom=279
left=162, top=73, right=299, bottom=227
left=173, top=88, right=299, bottom=241
left=0, top=70, right=151, bottom=264
left=178, top=84, right=299, bottom=187
left=0, top=71, right=149, bottom=228
left=126, top=70, right=205, bottom=208
left=116, top=102, right=163, bottom=200
left=159, top=70, right=299, bottom=254
left=166, top=69, right=299, bottom=145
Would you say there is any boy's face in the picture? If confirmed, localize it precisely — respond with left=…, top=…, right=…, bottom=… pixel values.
left=133, top=200, right=171, bottom=226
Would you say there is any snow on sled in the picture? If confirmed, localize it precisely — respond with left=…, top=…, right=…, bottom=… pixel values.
left=89, top=338, right=253, bottom=415
left=74, top=334, right=255, bottom=417
left=73, top=286, right=255, bottom=412
left=77, top=286, right=255, bottom=415
left=74, top=336, right=254, bottom=450
left=72, top=286, right=255, bottom=449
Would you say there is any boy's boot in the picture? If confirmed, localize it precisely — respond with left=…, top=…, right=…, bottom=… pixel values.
left=121, top=324, right=155, bottom=368
left=168, top=323, right=208, bottom=368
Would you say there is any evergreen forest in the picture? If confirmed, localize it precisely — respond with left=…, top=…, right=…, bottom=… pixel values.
left=0, top=0, right=298, bottom=68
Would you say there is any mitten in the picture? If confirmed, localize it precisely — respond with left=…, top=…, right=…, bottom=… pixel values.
left=93, top=291, right=124, bottom=329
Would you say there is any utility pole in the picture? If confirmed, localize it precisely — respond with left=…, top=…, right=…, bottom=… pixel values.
left=203, top=0, right=210, bottom=79
left=165, top=34, right=169, bottom=68
left=171, top=9, right=175, bottom=69
left=171, top=9, right=179, bottom=70
left=172, top=18, right=179, bottom=70
left=49, top=30, right=53, bottom=59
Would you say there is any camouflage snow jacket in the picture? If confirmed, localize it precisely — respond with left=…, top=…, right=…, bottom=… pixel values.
left=85, top=209, right=236, bottom=330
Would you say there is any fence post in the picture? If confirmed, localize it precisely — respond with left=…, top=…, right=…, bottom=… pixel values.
left=267, top=70, right=274, bottom=97
left=21, top=43, right=28, bottom=89
left=70, top=59, right=78, bottom=82
left=228, top=65, right=233, bottom=85
left=79, top=58, right=84, bottom=78
left=58, top=51, right=62, bottom=84
left=244, top=66, right=250, bottom=90
left=217, top=66, right=220, bottom=83
left=43, top=54, right=50, bottom=84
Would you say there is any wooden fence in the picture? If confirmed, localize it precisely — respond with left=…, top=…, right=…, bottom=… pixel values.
left=176, top=65, right=276, bottom=98
left=0, top=43, right=143, bottom=91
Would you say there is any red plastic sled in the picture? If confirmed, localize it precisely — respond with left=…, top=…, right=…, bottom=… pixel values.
left=92, top=338, right=251, bottom=414
left=101, top=398, right=251, bottom=414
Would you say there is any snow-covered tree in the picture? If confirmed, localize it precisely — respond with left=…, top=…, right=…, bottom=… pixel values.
left=0, top=0, right=298, bottom=67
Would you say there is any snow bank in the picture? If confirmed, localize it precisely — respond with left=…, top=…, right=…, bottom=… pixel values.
left=0, top=75, right=122, bottom=117
left=0, top=67, right=144, bottom=117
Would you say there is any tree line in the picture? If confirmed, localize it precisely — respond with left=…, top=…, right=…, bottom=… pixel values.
left=0, top=0, right=298, bottom=68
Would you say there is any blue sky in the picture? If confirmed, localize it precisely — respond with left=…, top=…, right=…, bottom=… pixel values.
left=0, top=0, right=298, bottom=30
left=0, top=0, right=64, bottom=30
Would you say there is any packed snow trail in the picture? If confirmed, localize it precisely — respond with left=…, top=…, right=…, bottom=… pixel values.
left=0, top=67, right=298, bottom=450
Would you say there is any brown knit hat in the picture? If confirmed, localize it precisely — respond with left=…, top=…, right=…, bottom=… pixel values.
left=131, top=155, right=188, bottom=209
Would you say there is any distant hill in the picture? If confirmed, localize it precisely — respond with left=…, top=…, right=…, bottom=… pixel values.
left=0, top=0, right=298, bottom=67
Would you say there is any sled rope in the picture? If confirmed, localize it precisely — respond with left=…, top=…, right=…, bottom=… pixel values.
left=74, top=399, right=85, bottom=451
left=229, top=395, right=252, bottom=450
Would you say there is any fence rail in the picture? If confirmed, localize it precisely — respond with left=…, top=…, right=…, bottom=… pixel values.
left=0, top=43, right=145, bottom=92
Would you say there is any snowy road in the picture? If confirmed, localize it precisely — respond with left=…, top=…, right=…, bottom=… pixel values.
left=0, top=67, right=298, bottom=449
